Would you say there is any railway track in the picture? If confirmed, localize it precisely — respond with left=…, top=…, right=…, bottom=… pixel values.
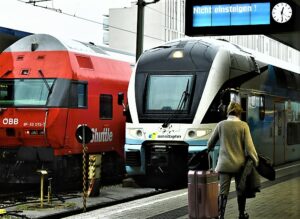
left=0, top=183, right=167, bottom=219
left=0, top=191, right=36, bottom=208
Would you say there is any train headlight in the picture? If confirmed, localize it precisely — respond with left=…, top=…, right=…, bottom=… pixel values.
left=186, top=128, right=212, bottom=139
left=171, top=50, right=184, bottom=59
left=128, top=128, right=144, bottom=139
left=136, top=129, right=143, bottom=137
left=188, top=130, right=196, bottom=138
left=196, top=130, right=209, bottom=137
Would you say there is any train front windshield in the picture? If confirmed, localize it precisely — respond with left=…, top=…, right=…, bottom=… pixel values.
left=135, top=71, right=208, bottom=123
left=146, top=75, right=193, bottom=112
left=0, top=79, right=55, bottom=107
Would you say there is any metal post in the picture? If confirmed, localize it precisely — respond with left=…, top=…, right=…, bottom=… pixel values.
left=41, top=174, right=44, bottom=208
left=76, top=124, right=92, bottom=212
left=136, top=0, right=145, bottom=61
left=136, top=0, right=160, bottom=61
left=37, top=170, right=48, bottom=208
left=82, top=126, right=87, bottom=212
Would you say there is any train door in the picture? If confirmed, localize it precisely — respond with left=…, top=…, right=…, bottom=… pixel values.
left=240, top=95, right=269, bottom=158
left=274, top=102, right=286, bottom=165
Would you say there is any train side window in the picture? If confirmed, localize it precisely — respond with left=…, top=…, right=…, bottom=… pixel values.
left=259, top=95, right=265, bottom=120
left=70, top=82, right=87, bottom=108
left=287, top=122, right=300, bottom=145
left=230, top=92, right=240, bottom=103
left=100, top=94, right=113, bottom=119
left=248, top=95, right=265, bottom=121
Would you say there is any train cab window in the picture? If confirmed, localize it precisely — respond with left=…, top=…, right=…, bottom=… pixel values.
left=145, top=75, right=194, bottom=112
left=0, top=79, right=55, bottom=107
left=70, top=82, right=87, bottom=108
left=100, top=94, right=113, bottom=119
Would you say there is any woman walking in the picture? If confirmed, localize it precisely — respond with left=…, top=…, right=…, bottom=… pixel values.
left=207, top=102, right=259, bottom=219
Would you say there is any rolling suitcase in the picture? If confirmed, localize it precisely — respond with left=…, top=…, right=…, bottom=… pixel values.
left=188, top=153, right=219, bottom=219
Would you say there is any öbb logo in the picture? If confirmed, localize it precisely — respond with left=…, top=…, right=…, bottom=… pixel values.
left=2, top=118, right=19, bottom=125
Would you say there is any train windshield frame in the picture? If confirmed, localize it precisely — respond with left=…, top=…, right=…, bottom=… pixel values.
left=0, top=79, right=55, bottom=107
left=145, top=74, right=194, bottom=113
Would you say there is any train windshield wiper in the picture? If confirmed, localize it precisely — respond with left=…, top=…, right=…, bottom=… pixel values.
left=38, top=69, right=52, bottom=94
left=162, top=79, right=190, bottom=128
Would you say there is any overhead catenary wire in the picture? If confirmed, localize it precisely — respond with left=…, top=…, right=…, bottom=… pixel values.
left=17, top=0, right=167, bottom=42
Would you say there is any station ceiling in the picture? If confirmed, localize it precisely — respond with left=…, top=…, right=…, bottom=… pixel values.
left=268, top=31, right=300, bottom=51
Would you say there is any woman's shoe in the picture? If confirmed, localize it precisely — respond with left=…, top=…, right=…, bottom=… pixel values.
left=239, top=212, right=249, bottom=219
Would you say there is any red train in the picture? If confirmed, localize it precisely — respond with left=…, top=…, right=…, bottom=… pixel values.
left=0, top=34, right=132, bottom=191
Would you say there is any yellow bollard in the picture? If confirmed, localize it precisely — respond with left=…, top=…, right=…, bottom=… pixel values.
left=0, top=209, right=7, bottom=215
left=37, top=170, right=48, bottom=208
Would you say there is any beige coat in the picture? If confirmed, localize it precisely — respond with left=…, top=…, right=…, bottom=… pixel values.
left=207, top=116, right=259, bottom=173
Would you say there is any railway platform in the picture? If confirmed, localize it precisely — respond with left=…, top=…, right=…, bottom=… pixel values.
left=223, top=170, right=300, bottom=219
left=1, top=160, right=299, bottom=219
left=64, top=160, right=300, bottom=219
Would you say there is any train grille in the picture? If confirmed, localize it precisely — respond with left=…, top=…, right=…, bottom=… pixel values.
left=125, top=151, right=141, bottom=167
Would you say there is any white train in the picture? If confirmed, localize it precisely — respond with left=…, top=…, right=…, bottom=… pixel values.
left=124, top=38, right=300, bottom=188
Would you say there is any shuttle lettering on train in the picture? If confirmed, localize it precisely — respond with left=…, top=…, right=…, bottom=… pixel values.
left=91, top=128, right=113, bottom=143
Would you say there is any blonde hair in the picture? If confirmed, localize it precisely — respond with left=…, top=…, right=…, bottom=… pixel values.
left=227, top=102, right=243, bottom=116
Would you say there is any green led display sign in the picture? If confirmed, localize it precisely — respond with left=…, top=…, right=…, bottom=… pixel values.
left=185, top=0, right=300, bottom=36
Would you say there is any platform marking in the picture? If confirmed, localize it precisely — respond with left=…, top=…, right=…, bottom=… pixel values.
left=275, top=163, right=300, bottom=171
left=95, top=192, right=188, bottom=217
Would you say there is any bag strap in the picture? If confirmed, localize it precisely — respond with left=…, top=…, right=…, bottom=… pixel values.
left=208, top=152, right=212, bottom=171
